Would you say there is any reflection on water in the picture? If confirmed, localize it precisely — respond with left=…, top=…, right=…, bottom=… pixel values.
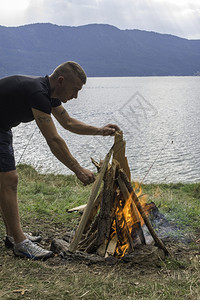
left=13, top=76, right=200, bottom=183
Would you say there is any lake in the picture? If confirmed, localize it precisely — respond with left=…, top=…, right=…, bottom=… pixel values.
left=12, top=76, right=200, bottom=183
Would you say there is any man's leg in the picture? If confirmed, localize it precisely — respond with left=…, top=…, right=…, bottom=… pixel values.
left=0, top=170, right=54, bottom=260
left=0, top=129, right=53, bottom=259
left=0, top=170, right=26, bottom=244
left=0, top=174, right=42, bottom=249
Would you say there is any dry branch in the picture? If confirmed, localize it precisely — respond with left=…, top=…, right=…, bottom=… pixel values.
left=96, top=164, right=116, bottom=256
left=113, top=131, right=131, bottom=180
left=83, top=190, right=102, bottom=234
left=105, top=234, right=118, bottom=257
left=68, top=146, right=113, bottom=253
left=67, top=204, right=87, bottom=213
left=96, top=166, right=116, bottom=246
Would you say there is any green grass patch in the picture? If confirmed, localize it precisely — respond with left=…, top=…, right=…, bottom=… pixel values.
left=0, top=164, right=199, bottom=300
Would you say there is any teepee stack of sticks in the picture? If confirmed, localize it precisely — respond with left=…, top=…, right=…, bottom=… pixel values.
left=66, top=131, right=169, bottom=258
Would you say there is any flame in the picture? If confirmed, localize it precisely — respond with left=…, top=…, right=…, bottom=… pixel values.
left=112, top=182, right=149, bottom=258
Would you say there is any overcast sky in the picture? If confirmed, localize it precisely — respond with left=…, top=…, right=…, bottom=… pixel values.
left=0, top=0, right=199, bottom=39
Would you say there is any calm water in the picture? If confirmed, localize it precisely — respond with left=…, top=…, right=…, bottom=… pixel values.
left=13, top=76, right=200, bottom=183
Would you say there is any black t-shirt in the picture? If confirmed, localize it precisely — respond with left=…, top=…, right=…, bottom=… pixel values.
left=0, top=75, right=61, bottom=130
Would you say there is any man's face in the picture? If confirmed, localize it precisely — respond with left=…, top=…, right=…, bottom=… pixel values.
left=55, top=76, right=83, bottom=103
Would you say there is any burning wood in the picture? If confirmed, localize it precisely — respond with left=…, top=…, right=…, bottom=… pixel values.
left=51, top=131, right=169, bottom=262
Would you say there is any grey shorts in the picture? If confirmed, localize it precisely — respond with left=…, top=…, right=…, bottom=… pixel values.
left=0, top=128, right=16, bottom=172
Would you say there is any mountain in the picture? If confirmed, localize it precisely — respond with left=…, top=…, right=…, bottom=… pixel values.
left=0, top=23, right=200, bottom=77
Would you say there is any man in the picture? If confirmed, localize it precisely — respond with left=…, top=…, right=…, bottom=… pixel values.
left=0, top=61, right=119, bottom=260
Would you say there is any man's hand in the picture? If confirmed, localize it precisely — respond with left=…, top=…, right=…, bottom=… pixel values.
left=100, top=124, right=120, bottom=136
left=75, top=167, right=96, bottom=185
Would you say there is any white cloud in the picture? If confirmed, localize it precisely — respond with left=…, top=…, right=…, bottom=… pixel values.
left=0, top=0, right=31, bottom=26
left=0, top=0, right=199, bottom=39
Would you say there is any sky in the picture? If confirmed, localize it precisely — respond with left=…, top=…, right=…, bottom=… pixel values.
left=0, top=0, right=199, bottom=39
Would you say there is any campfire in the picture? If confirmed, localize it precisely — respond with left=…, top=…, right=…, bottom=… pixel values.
left=51, top=131, right=169, bottom=263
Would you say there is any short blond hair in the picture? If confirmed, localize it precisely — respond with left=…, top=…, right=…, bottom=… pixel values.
left=51, top=61, right=87, bottom=84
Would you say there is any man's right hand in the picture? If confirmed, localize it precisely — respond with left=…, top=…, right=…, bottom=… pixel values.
left=75, top=167, right=96, bottom=185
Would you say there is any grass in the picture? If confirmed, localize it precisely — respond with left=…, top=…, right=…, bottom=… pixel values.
left=0, top=164, right=199, bottom=300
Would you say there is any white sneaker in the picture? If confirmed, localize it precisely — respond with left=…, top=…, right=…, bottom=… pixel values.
left=13, top=240, right=54, bottom=260
left=5, top=233, right=42, bottom=249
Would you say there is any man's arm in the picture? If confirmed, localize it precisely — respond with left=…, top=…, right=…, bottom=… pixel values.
left=32, top=108, right=95, bottom=185
left=52, top=105, right=120, bottom=135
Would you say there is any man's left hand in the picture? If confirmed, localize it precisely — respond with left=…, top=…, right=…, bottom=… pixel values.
left=100, top=124, right=120, bottom=136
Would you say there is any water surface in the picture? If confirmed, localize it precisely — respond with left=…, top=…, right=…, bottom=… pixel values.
left=13, top=76, right=200, bottom=183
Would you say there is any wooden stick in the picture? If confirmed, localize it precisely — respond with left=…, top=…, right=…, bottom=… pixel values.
left=84, top=190, right=103, bottom=234
left=105, top=234, right=118, bottom=257
left=119, top=169, right=170, bottom=255
left=117, top=176, right=146, bottom=245
left=78, top=230, right=97, bottom=251
left=68, top=146, right=113, bottom=253
left=91, top=157, right=101, bottom=171
left=97, top=239, right=109, bottom=257
left=96, top=163, right=116, bottom=256
left=113, top=131, right=131, bottom=180
left=83, top=215, right=99, bottom=242
left=67, top=204, right=87, bottom=213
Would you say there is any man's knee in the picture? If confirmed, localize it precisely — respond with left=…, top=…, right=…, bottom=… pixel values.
left=0, top=170, right=19, bottom=192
